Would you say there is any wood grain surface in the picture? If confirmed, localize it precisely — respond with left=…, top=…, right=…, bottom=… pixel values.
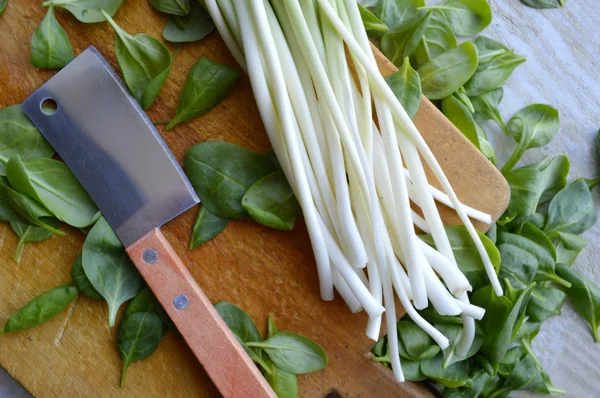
left=0, top=1, right=509, bottom=397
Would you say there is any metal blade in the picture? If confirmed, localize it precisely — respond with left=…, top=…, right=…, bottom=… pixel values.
left=22, top=46, right=199, bottom=247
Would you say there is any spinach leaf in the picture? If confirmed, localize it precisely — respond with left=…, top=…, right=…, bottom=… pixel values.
left=556, top=264, right=600, bottom=342
left=543, top=180, right=597, bottom=235
left=214, top=301, right=262, bottom=342
left=381, top=11, right=431, bottom=65
left=497, top=244, right=538, bottom=290
left=442, top=369, right=492, bottom=398
left=471, top=88, right=509, bottom=134
left=504, top=155, right=569, bottom=218
left=420, top=226, right=500, bottom=290
left=42, top=0, right=123, bottom=23
left=118, top=311, right=164, bottom=387
left=70, top=253, right=103, bottom=300
left=7, top=156, right=98, bottom=228
left=549, top=231, right=587, bottom=266
left=358, top=3, right=388, bottom=36
left=242, top=171, right=300, bottom=231
left=30, top=4, right=74, bottom=69
left=475, top=122, right=496, bottom=164
left=127, top=286, right=171, bottom=335
left=103, top=11, right=173, bottom=110
left=527, top=286, right=566, bottom=322
left=411, top=14, right=457, bottom=68
left=0, top=283, right=78, bottom=334
left=148, top=0, right=189, bottom=15
left=521, top=0, right=565, bottom=9
left=368, top=0, right=425, bottom=31
left=0, top=181, right=30, bottom=224
left=417, top=41, right=479, bottom=100
left=263, top=355, right=298, bottom=398
left=184, top=142, right=277, bottom=218
left=0, top=105, right=54, bottom=176
left=420, top=354, right=471, bottom=388
left=492, top=354, right=542, bottom=397
left=5, top=185, right=64, bottom=235
left=10, top=220, right=57, bottom=261
left=464, top=37, right=525, bottom=97
left=386, top=57, right=422, bottom=120
left=419, top=0, right=492, bottom=36
left=247, top=332, right=327, bottom=375
left=167, top=57, right=239, bottom=129
left=0, top=0, right=6, bottom=15
left=163, top=0, right=214, bottom=43
left=372, top=338, right=387, bottom=357
left=267, top=316, right=279, bottom=339
left=530, top=370, right=566, bottom=395
left=502, top=104, right=560, bottom=174
left=441, top=94, right=480, bottom=147
left=82, top=217, right=143, bottom=327
left=435, top=323, right=483, bottom=367
left=397, top=320, right=440, bottom=361
left=189, top=206, right=229, bottom=250
left=471, top=281, right=535, bottom=369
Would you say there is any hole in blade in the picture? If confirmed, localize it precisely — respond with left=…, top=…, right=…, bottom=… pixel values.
left=40, top=98, right=58, bottom=115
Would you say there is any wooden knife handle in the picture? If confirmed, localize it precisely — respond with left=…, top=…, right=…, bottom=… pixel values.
left=127, top=228, right=277, bottom=398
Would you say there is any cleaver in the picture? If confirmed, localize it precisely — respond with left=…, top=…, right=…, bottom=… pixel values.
left=22, top=47, right=276, bottom=398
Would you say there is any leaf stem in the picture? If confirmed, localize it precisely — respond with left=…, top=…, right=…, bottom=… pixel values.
left=501, top=129, right=528, bottom=174
left=520, top=337, right=542, bottom=369
left=593, top=325, right=600, bottom=343
left=541, top=272, right=572, bottom=288
left=120, top=363, right=129, bottom=388
left=14, top=235, right=26, bottom=261
left=37, top=222, right=65, bottom=236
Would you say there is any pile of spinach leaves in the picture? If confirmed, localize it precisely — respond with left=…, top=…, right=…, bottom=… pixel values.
left=362, top=0, right=599, bottom=396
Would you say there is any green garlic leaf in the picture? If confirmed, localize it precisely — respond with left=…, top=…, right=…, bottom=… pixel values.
left=386, top=57, right=422, bottom=120
left=0, top=105, right=54, bottom=176
left=10, top=220, right=57, bottom=261
left=163, top=0, right=214, bottom=43
left=381, top=11, right=431, bottom=65
left=70, top=253, right=103, bottom=300
left=502, top=104, right=560, bottom=173
left=167, top=57, right=239, bottom=129
left=43, top=0, right=124, bottom=23
left=420, top=0, right=492, bottom=37
left=411, top=14, right=457, bottom=69
left=6, top=155, right=98, bottom=228
left=556, top=264, right=600, bottom=342
left=417, top=41, right=479, bottom=100
left=148, top=0, right=189, bottom=15
left=103, top=11, right=173, bottom=110
left=358, top=3, right=388, bottom=35
left=82, top=217, right=143, bottom=327
left=184, top=142, right=277, bottom=219
left=521, top=0, right=565, bottom=9
left=544, top=180, right=597, bottom=235
left=189, top=206, right=229, bottom=250
left=247, top=332, right=327, bottom=375
left=242, top=171, right=300, bottom=231
left=441, top=94, right=480, bottom=147
left=118, top=311, right=164, bottom=387
left=30, top=5, right=74, bottom=69
left=368, top=0, right=425, bottom=31
left=1, top=283, right=78, bottom=334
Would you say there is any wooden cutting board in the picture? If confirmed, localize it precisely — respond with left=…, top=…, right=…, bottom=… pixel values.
left=0, top=1, right=510, bottom=397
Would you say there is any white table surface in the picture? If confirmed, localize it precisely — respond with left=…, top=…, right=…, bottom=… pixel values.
left=2, top=1, right=599, bottom=397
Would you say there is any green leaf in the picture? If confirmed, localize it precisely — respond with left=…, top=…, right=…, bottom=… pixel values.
left=420, top=354, right=471, bottom=388
left=527, top=286, right=567, bottom=322
left=411, top=14, right=457, bottom=68
left=420, top=225, right=500, bottom=291
left=10, top=220, right=57, bottom=261
left=417, top=41, right=479, bottom=100
left=504, top=155, right=569, bottom=218
left=502, top=104, right=560, bottom=174
left=464, top=37, right=525, bottom=97
left=381, top=11, right=431, bottom=65
left=442, top=369, right=492, bottom=398
left=420, top=0, right=492, bottom=37
left=267, top=316, right=279, bottom=339
left=262, top=355, right=298, bottom=398
left=530, top=370, right=566, bottom=395
left=82, top=217, right=144, bottom=327
left=521, top=0, right=565, bottom=9
left=549, top=231, right=587, bottom=266
left=0, top=180, right=29, bottom=224
left=126, top=286, right=171, bottom=335
left=0, top=0, right=7, bottom=15
left=214, top=301, right=262, bottom=343
left=70, top=253, right=103, bottom=300
left=475, top=122, right=496, bottom=164
left=242, top=171, right=300, bottom=230
left=435, top=323, right=484, bottom=368
left=247, top=332, right=327, bottom=375
left=543, top=180, right=597, bottom=235
left=103, top=11, right=173, bottom=110
left=163, top=1, right=214, bottom=43
left=386, top=57, right=422, bottom=120
left=491, top=354, right=543, bottom=397
left=7, top=156, right=98, bottom=228
left=368, top=0, right=425, bottom=31
left=441, top=94, right=479, bottom=147
left=184, top=142, right=277, bottom=218
left=556, top=264, right=600, bottom=342
left=189, top=206, right=229, bottom=250
left=148, top=0, right=189, bottom=15
left=0, top=104, right=54, bottom=176
left=5, top=185, right=64, bottom=235
left=497, top=244, right=538, bottom=290
left=471, top=88, right=509, bottom=134
left=43, top=0, right=124, bottom=23
left=167, top=57, right=239, bottom=129
left=358, top=3, right=388, bottom=34
left=30, top=5, right=74, bottom=69
left=118, top=311, right=164, bottom=387
left=1, top=283, right=78, bottom=333
left=397, top=320, right=440, bottom=361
